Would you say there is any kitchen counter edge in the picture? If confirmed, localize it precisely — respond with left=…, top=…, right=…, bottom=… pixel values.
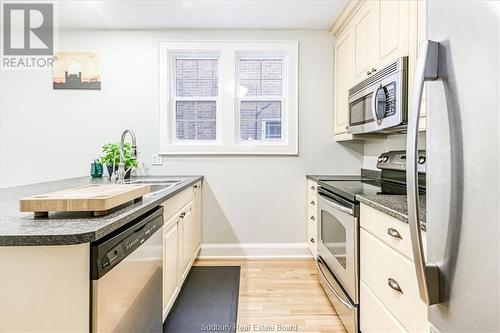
left=0, top=176, right=203, bottom=246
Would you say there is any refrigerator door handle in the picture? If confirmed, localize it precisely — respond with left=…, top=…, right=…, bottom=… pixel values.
left=406, top=40, right=441, bottom=306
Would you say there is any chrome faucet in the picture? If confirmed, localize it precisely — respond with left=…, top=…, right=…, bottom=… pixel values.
left=113, top=129, right=137, bottom=184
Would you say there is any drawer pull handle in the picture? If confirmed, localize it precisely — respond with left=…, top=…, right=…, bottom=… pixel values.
left=310, top=238, right=315, bottom=244
left=310, top=216, right=315, bottom=221
left=180, top=212, right=186, bottom=218
left=310, top=186, right=316, bottom=191
left=388, top=278, right=403, bottom=294
left=387, top=228, right=402, bottom=239
left=310, top=201, right=316, bottom=206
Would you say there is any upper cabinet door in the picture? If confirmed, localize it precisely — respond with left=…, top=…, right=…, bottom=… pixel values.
left=334, top=28, right=355, bottom=135
left=377, top=0, right=410, bottom=68
left=353, top=0, right=379, bottom=83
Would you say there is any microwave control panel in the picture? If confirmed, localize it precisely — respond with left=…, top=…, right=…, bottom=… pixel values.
left=382, top=81, right=397, bottom=117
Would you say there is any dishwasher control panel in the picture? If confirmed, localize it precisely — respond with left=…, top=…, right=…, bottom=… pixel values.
left=90, top=206, right=164, bottom=280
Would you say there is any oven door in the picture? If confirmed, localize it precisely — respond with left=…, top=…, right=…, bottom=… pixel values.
left=317, top=189, right=359, bottom=303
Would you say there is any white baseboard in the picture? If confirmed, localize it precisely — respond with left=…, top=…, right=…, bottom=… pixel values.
left=198, top=243, right=313, bottom=259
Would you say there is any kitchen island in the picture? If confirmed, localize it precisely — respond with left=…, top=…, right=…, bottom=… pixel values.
left=0, top=175, right=203, bottom=333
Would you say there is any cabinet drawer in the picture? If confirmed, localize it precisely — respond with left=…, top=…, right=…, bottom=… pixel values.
left=307, top=179, right=318, bottom=195
left=360, top=281, right=406, bottom=333
left=360, top=229, right=429, bottom=333
left=162, top=187, right=193, bottom=222
left=307, top=223, right=317, bottom=256
left=307, top=191, right=317, bottom=210
left=360, top=203, right=426, bottom=261
left=308, top=207, right=317, bottom=227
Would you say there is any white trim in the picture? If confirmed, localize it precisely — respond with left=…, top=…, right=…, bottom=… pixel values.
left=198, top=243, right=312, bottom=259
left=157, top=40, right=299, bottom=155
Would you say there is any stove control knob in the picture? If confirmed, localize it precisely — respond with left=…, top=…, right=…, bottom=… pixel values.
left=418, top=156, right=426, bottom=164
left=382, top=156, right=389, bottom=162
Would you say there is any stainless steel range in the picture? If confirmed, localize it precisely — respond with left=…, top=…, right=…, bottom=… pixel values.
left=316, top=150, right=426, bottom=333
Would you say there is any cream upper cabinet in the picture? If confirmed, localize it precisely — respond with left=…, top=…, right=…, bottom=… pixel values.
left=353, top=0, right=379, bottom=82
left=334, top=27, right=355, bottom=136
left=332, top=0, right=424, bottom=141
left=377, top=0, right=410, bottom=68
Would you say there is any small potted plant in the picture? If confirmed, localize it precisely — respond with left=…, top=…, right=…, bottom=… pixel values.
left=99, top=143, right=138, bottom=179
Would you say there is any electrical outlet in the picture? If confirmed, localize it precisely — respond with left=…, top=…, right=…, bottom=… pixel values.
left=151, top=153, right=162, bottom=165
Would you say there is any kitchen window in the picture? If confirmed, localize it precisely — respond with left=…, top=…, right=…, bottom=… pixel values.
left=174, top=58, right=219, bottom=141
left=237, top=56, right=284, bottom=142
left=158, top=41, right=298, bottom=155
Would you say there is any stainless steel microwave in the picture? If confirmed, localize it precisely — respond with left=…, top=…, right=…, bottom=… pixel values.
left=347, top=57, right=408, bottom=134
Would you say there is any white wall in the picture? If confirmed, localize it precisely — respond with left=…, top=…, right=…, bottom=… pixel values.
left=0, top=29, right=363, bottom=244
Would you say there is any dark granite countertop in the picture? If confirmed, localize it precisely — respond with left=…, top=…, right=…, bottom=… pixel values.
left=0, top=175, right=203, bottom=246
left=356, top=194, right=426, bottom=230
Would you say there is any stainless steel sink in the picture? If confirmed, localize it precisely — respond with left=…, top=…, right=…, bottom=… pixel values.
left=126, top=179, right=183, bottom=195
left=128, top=179, right=182, bottom=185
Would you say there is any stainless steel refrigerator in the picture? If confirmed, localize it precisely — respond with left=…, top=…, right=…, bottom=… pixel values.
left=405, top=1, right=499, bottom=332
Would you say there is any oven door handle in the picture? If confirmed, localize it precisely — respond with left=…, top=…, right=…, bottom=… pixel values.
left=317, top=257, right=355, bottom=310
left=319, top=194, right=354, bottom=216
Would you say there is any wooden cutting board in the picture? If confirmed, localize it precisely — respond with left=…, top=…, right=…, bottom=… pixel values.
left=20, top=184, right=150, bottom=218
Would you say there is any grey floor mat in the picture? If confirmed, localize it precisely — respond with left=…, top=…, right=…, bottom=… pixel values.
left=163, top=266, right=240, bottom=333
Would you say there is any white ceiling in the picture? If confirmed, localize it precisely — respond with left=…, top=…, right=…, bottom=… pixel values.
left=54, top=0, right=347, bottom=30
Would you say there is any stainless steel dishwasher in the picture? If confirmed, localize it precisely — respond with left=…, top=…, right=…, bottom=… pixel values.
left=90, top=206, right=164, bottom=333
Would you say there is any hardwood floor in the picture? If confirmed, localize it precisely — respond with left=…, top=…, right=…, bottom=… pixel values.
left=194, top=259, right=347, bottom=333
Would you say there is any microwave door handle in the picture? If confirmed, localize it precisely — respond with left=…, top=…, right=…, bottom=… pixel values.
left=371, top=84, right=383, bottom=125
left=406, top=40, right=440, bottom=306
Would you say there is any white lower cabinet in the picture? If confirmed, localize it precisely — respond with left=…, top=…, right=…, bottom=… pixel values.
left=306, top=179, right=318, bottom=255
left=180, top=203, right=194, bottom=281
left=163, top=222, right=179, bottom=319
left=359, top=203, right=430, bottom=333
left=360, top=281, right=406, bottom=333
left=361, top=229, right=428, bottom=332
left=161, top=181, right=202, bottom=320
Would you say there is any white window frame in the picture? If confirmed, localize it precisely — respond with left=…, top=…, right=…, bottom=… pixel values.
left=158, top=40, right=298, bottom=155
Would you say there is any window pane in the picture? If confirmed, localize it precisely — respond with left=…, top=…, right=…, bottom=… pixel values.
left=240, top=101, right=282, bottom=141
left=239, top=59, right=282, bottom=96
left=176, top=59, right=218, bottom=97
left=264, top=121, right=281, bottom=139
left=176, top=101, right=216, bottom=140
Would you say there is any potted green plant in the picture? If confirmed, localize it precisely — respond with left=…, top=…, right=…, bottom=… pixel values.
left=99, top=143, right=138, bottom=179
